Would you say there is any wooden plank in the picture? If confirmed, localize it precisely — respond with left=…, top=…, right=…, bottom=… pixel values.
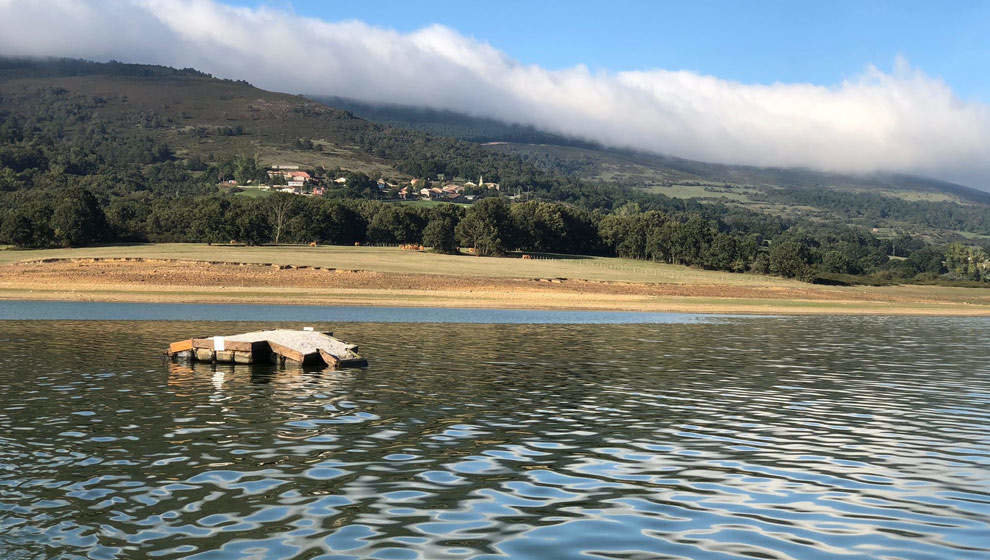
left=223, top=340, right=254, bottom=352
left=169, top=339, right=193, bottom=354
left=268, top=341, right=305, bottom=363
left=337, top=356, right=368, bottom=368
left=190, top=338, right=253, bottom=352
left=318, top=349, right=340, bottom=369
left=233, top=351, right=254, bottom=364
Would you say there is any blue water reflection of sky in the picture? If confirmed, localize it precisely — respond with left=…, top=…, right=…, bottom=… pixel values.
left=0, top=300, right=754, bottom=324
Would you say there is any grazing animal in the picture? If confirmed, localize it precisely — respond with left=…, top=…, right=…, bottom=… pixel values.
left=521, top=254, right=532, bottom=259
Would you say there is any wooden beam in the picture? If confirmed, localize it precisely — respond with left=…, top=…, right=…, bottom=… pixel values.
left=318, top=349, right=340, bottom=369
left=191, top=338, right=254, bottom=352
left=268, top=341, right=305, bottom=363
left=169, top=339, right=193, bottom=354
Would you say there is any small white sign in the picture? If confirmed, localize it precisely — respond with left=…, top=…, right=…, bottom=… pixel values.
left=214, top=336, right=225, bottom=351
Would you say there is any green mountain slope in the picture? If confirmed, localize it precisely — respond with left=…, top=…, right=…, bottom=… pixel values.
left=1, top=58, right=987, bottom=284
left=0, top=57, right=987, bottom=239
left=0, top=57, right=589, bottom=196
left=0, top=59, right=401, bottom=178
left=318, top=95, right=990, bottom=207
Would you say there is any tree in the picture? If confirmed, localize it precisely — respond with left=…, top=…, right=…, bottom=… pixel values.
left=705, top=233, right=738, bottom=271
left=821, top=250, right=854, bottom=274
left=0, top=167, right=17, bottom=192
left=1, top=209, right=40, bottom=247
left=423, top=204, right=462, bottom=254
left=51, top=188, right=109, bottom=247
left=456, top=198, right=513, bottom=256
left=106, top=197, right=151, bottom=241
left=188, top=197, right=233, bottom=243
left=907, top=247, right=946, bottom=275
left=234, top=155, right=262, bottom=184
left=231, top=201, right=269, bottom=245
left=667, top=215, right=714, bottom=266
left=366, top=205, right=425, bottom=244
left=768, top=241, right=811, bottom=279
left=268, top=192, right=296, bottom=245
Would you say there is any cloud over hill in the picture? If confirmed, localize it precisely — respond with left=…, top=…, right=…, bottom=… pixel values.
left=2, top=0, right=989, bottom=189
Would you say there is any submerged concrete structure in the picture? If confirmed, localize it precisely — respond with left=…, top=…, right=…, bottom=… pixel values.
left=167, top=329, right=366, bottom=368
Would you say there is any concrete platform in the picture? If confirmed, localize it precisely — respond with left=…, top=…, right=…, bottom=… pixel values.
left=167, top=328, right=367, bottom=368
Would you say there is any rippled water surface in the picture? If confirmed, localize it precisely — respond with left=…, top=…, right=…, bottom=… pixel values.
left=1, top=316, right=988, bottom=559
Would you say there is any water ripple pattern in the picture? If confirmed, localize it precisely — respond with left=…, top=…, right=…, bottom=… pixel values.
left=0, top=316, right=987, bottom=559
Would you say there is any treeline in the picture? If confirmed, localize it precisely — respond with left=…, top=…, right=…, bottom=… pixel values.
left=312, top=96, right=603, bottom=149
left=760, top=188, right=990, bottom=235
left=4, top=189, right=987, bottom=283
left=0, top=57, right=228, bottom=83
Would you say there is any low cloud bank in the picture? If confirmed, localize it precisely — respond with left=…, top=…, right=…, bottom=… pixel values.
left=2, top=0, right=989, bottom=188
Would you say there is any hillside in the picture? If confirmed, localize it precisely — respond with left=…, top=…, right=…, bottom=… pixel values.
left=0, top=59, right=400, bottom=179
left=0, top=57, right=615, bottom=204
left=319, top=95, right=990, bottom=236
left=319, top=95, right=989, bottom=200
left=0, top=58, right=988, bottom=285
left=0, top=57, right=985, bottom=239
left=312, top=95, right=604, bottom=150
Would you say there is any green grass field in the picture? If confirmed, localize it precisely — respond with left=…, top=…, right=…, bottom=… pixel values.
left=397, top=199, right=470, bottom=208
left=644, top=184, right=760, bottom=202
left=233, top=188, right=273, bottom=199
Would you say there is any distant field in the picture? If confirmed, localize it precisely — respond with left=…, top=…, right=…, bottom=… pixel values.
left=397, top=199, right=470, bottom=208
left=233, top=188, right=272, bottom=198
left=954, top=230, right=990, bottom=241
left=866, top=189, right=960, bottom=203
left=0, top=243, right=799, bottom=286
left=645, top=184, right=759, bottom=202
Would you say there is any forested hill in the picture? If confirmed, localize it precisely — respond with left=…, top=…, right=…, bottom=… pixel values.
left=311, top=95, right=604, bottom=149
left=314, top=95, right=990, bottom=207
left=1, top=56, right=987, bottom=233
left=0, top=56, right=585, bottom=190
left=0, top=57, right=988, bottom=285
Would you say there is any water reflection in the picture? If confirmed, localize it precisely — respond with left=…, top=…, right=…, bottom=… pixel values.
left=0, top=317, right=987, bottom=559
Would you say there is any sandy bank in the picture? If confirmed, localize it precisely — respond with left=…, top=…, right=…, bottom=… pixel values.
left=1, top=257, right=987, bottom=316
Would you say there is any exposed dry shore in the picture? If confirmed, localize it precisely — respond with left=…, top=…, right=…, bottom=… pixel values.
left=1, top=253, right=988, bottom=315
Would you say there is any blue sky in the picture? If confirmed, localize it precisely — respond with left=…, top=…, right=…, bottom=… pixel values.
left=227, top=0, right=990, bottom=102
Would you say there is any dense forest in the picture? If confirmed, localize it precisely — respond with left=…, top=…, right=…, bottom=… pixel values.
left=1, top=57, right=988, bottom=285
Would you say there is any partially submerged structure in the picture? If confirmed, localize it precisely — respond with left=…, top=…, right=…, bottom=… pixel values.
left=167, top=329, right=367, bottom=368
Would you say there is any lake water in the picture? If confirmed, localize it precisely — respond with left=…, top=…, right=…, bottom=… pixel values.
left=0, top=311, right=988, bottom=559
left=0, top=300, right=734, bottom=324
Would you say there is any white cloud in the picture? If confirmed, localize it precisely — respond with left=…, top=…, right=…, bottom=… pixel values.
left=1, top=0, right=989, bottom=189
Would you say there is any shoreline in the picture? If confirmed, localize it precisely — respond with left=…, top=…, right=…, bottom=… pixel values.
left=1, top=292, right=987, bottom=316
left=1, top=252, right=988, bottom=316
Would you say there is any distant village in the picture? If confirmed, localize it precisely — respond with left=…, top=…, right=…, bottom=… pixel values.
left=220, top=164, right=501, bottom=203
